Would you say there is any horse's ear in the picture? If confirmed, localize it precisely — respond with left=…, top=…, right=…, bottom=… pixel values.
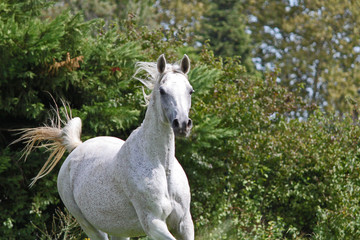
left=157, top=54, right=167, bottom=74
left=180, top=54, right=190, bottom=74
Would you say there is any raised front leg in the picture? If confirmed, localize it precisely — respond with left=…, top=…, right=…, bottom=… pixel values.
left=147, top=217, right=177, bottom=240
left=173, top=211, right=194, bottom=240
left=131, top=200, right=176, bottom=240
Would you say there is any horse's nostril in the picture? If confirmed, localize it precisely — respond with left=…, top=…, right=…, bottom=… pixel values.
left=187, top=119, right=192, bottom=128
left=173, top=119, right=179, bottom=128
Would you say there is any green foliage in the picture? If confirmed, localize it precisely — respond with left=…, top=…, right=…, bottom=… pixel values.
left=177, top=47, right=360, bottom=239
left=0, top=148, right=61, bottom=239
left=197, top=0, right=253, bottom=71
left=244, top=0, right=360, bottom=114
left=0, top=1, right=95, bottom=120
left=0, top=1, right=144, bottom=238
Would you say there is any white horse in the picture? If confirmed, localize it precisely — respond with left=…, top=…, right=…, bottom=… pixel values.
left=16, top=54, right=195, bottom=240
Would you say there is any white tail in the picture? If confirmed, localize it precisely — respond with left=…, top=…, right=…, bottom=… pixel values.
left=14, top=113, right=82, bottom=187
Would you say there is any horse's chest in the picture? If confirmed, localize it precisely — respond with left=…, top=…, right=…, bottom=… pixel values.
left=125, top=164, right=168, bottom=197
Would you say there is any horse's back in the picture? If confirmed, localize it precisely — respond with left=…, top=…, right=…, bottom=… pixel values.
left=67, top=136, right=124, bottom=165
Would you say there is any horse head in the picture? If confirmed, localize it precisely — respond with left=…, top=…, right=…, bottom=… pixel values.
left=155, top=54, right=193, bottom=137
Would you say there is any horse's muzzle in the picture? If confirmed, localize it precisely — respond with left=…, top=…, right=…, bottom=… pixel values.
left=172, top=118, right=192, bottom=137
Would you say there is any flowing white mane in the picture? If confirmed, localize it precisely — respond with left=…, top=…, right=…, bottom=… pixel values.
left=133, top=62, right=159, bottom=90
left=133, top=61, right=184, bottom=104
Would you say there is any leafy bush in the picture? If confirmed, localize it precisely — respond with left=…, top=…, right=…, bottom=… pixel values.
left=178, top=48, right=360, bottom=239
left=0, top=1, right=143, bottom=238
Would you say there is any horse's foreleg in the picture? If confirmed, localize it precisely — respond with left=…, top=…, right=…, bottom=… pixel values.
left=131, top=201, right=176, bottom=240
left=174, top=211, right=194, bottom=240
left=146, top=217, right=177, bottom=240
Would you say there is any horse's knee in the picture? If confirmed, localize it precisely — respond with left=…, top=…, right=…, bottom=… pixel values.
left=176, top=213, right=194, bottom=240
left=143, top=217, right=176, bottom=240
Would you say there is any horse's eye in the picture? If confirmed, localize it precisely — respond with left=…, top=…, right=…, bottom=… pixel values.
left=159, top=87, right=166, bottom=95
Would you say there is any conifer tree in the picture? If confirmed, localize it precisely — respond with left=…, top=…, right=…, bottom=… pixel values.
left=197, top=0, right=253, bottom=70
left=0, top=1, right=143, bottom=237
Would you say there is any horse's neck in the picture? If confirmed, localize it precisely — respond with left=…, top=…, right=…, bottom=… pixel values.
left=138, top=100, right=175, bottom=169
